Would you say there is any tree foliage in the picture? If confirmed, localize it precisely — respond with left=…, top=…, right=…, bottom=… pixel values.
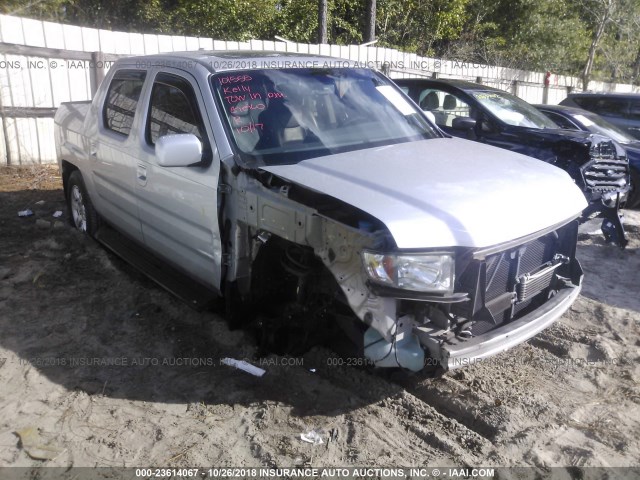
left=2, top=0, right=640, bottom=84
left=376, top=0, right=468, bottom=54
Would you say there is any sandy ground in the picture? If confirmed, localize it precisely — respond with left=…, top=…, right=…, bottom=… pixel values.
left=0, top=166, right=639, bottom=471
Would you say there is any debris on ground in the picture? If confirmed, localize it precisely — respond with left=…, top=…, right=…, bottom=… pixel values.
left=220, top=358, right=266, bottom=377
left=15, top=428, right=63, bottom=461
left=300, top=429, right=324, bottom=445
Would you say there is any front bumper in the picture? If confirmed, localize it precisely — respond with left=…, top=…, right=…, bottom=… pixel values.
left=363, top=224, right=584, bottom=373
left=582, top=192, right=628, bottom=248
left=440, top=279, right=581, bottom=370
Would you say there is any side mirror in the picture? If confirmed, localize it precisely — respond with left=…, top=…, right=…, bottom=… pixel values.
left=451, top=116, right=477, bottom=131
left=156, top=134, right=202, bottom=167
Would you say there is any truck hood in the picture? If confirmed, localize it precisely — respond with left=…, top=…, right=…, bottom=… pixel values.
left=261, top=138, right=588, bottom=249
left=518, top=127, right=593, bottom=143
left=502, top=127, right=601, bottom=164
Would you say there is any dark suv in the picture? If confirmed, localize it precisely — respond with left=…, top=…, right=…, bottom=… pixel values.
left=559, top=92, right=640, bottom=140
left=395, top=78, right=630, bottom=246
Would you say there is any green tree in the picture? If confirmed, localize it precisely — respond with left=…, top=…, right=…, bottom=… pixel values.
left=578, top=0, right=618, bottom=88
left=444, top=0, right=589, bottom=76
left=376, top=0, right=469, bottom=55
left=584, top=0, right=640, bottom=84
left=3, top=0, right=640, bottom=85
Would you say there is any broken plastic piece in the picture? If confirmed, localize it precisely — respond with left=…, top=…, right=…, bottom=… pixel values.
left=220, top=358, right=265, bottom=377
left=300, top=429, right=324, bottom=445
left=52, top=211, right=63, bottom=218
left=18, top=209, right=33, bottom=217
left=15, top=427, right=63, bottom=460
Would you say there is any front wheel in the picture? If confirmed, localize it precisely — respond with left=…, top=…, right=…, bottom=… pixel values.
left=67, top=170, right=100, bottom=236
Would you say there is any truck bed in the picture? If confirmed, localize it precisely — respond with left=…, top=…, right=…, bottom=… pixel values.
left=54, top=101, right=91, bottom=136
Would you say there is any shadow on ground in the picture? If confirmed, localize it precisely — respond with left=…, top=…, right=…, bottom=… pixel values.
left=0, top=188, right=402, bottom=418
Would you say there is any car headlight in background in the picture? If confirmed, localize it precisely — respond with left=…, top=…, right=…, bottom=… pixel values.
left=362, top=251, right=454, bottom=293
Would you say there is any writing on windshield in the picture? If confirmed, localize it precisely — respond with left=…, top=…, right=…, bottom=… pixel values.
left=212, top=68, right=436, bottom=166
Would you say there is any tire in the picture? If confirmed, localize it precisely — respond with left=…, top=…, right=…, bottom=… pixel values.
left=67, top=170, right=100, bottom=237
left=627, top=168, right=640, bottom=210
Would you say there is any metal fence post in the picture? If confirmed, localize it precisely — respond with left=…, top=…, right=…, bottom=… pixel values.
left=0, top=97, right=12, bottom=166
left=90, top=52, right=106, bottom=97
left=542, top=71, right=551, bottom=104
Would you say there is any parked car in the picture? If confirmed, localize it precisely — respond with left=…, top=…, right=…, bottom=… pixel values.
left=395, top=78, right=629, bottom=245
left=55, top=52, right=587, bottom=373
left=536, top=104, right=640, bottom=209
left=559, top=92, right=640, bottom=140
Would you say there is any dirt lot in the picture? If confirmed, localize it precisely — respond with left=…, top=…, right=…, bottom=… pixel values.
left=0, top=166, right=639, bottom=471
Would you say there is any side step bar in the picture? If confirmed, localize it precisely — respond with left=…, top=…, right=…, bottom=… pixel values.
left=95, top=226, right=219, bottom=311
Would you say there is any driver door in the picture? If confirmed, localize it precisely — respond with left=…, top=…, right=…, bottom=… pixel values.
left=134, top=68, right=223, bottom=290
left=416, top=87, right=486, bottom=142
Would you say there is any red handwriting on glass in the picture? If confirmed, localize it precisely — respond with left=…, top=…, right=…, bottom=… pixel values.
left=229, top=103, right=265, bottom=113
left=225, top=95, right=246, bottom=103
left=236, top=122, right=264, bottom=134
left=218, top=75, right=252, bottom=84
left=223, top=85, right=251, bottom=94
left=225, top=92, right=262, bottom=103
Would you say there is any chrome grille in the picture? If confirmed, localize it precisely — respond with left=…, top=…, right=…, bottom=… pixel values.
left=582, top=141, right=629, bottom=192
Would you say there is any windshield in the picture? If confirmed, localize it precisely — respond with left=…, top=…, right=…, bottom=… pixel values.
left=211, top=68, right=437, bottom=165
left=572, top=111, right=636, bottom=143
left=471, top=91, right=559, bottom=129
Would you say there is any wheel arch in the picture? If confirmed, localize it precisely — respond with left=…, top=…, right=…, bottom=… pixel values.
left=60, top=160, right=79, bottom=198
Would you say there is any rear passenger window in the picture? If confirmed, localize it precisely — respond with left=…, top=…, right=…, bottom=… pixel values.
left=543, top=111, right=578, bottom=130
left=589, top=98, right=628, bottom=118
left=572, top=97, right=597, bottom=110
left=103, top=70, right=146, bottom=136
left=628, top=101, right=640, bottom=120
left=147, top=73, right=205, bottom=145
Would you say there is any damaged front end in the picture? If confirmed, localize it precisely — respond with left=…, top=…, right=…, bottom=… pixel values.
left=361, top=220, right=583, bottom=372
left=579, top=139, right=630, bottom=247
left=223, top=169, right=583, bottom=373
left=557, top=135, right=630, bottom=247
left=211, top=65, right=587, bottom=373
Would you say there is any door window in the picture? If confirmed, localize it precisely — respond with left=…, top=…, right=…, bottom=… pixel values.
left=541, top=111, right=578, bottom=130
left=147, top=73, right=206, bottom=145
left=627, top=101, right=640, bottom=120
left=103, top=70, right=146, bottom=136
left=416, top=88, right=471, bottom=128
left=582, top=98, right=628, bottom=118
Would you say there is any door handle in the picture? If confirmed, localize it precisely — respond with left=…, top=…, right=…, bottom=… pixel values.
left=137, top=165, right=147, bottom=186
left=89, top=141, right=98, bottom=157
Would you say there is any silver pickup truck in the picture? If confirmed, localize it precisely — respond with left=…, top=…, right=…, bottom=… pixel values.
left=54, top=51, right=587, bottom=372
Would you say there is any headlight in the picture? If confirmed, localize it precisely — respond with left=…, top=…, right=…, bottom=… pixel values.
left=362, top=251, right=454, bottom=293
